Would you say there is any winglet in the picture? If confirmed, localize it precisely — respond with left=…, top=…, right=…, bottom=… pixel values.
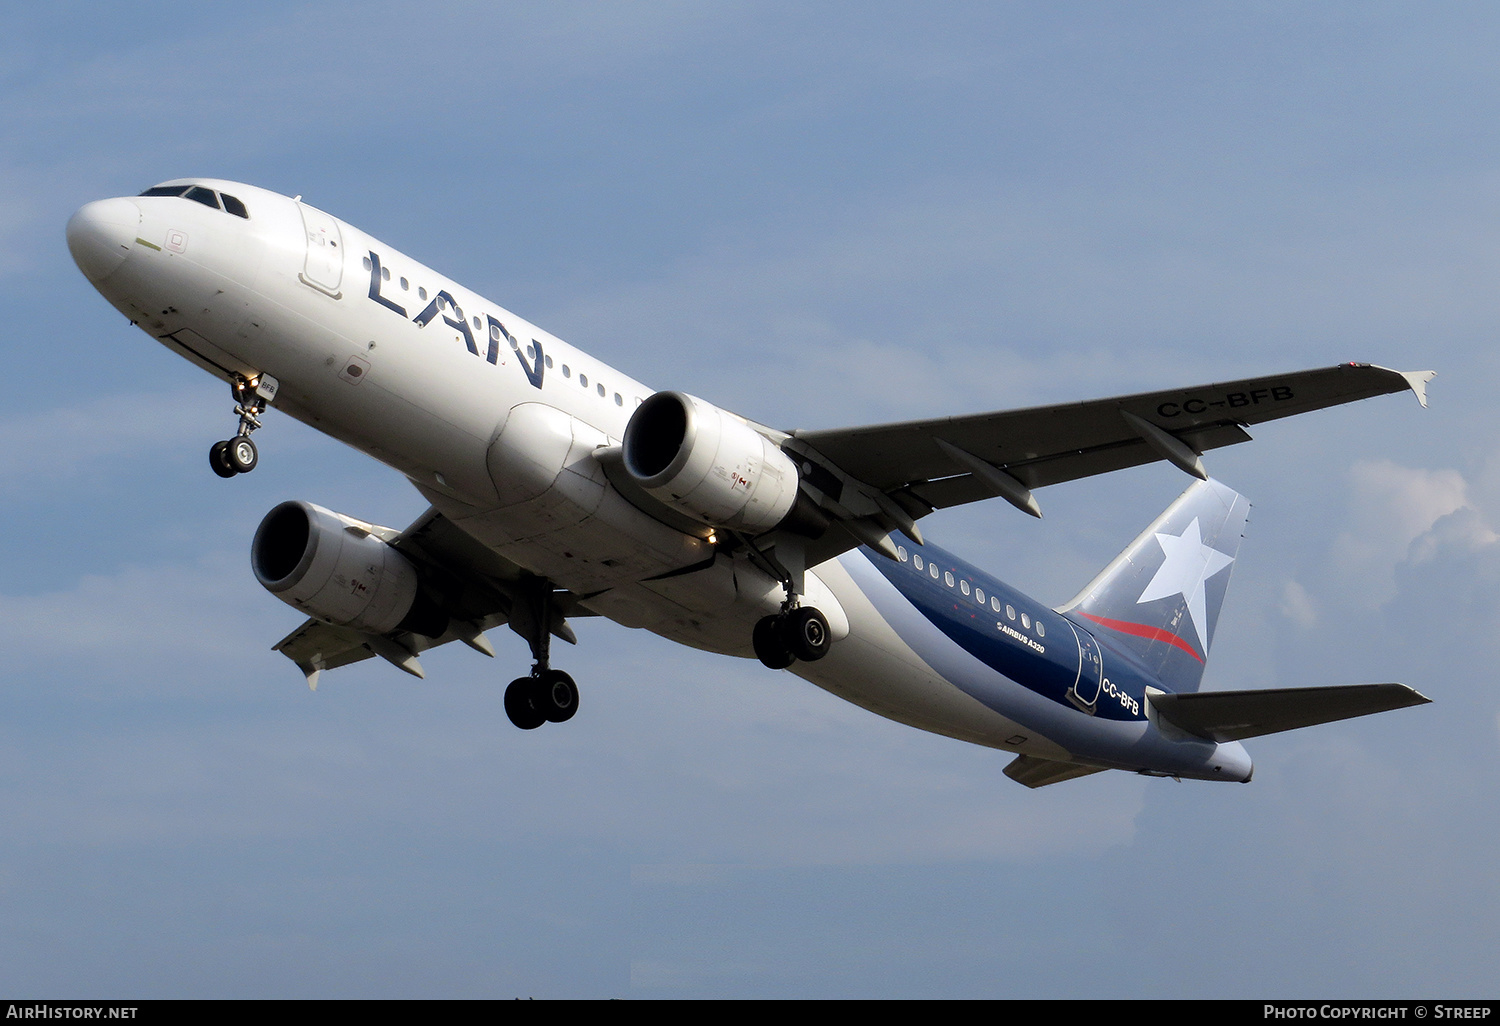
left=1396, top=369, right=1436, bottom=409
left=297, top=661, right=322, bottom=691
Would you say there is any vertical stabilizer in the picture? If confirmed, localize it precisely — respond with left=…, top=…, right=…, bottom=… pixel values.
left=1059, top=479, right=1249, bottom=693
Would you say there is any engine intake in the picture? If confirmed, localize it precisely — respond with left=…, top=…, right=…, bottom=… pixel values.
left=252, top=501, right=446, bottom=637
left=622, top=391, right=800, bottom=535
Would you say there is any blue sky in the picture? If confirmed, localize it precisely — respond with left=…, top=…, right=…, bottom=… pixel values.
left=3, top=2, right=1497, bottom=997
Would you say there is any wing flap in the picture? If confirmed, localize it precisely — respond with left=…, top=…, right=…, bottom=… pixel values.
left=273, top=619, right=381, bottom=685
left=272, top=608, right=514, bottom=688
left=1147, top=683, right=1431, bottom=743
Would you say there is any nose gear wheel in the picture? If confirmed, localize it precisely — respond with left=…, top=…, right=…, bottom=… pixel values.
left=209, top=375, right=273, bottom=477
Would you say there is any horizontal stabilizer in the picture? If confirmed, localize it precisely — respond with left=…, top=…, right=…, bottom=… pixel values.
left=1004, top=755, right=1108, bottom=788
left=1147, top=683, right=1430, bottom=742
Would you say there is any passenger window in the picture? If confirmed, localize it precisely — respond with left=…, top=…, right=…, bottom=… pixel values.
left=897, top=546, right=908, bottom=562
left=418, top=287, right=428, bottom=300
left=1021, top=613, right=1031, bottom=629
left=597, top=384, right=606, bottom=397
left=1035, top=622, right=1045, bottom=637
left=991, top=597, right=1001, bottom=612
left=400, top=277, right=409, bottom=291
left=944, top=572, right=954, bottom=587
left=1006, top=605, right=1016, bottom=620
left=545, top=355, right=554, bottom=368
left=929, top=564, right=939, bottom=579
left=580, top=374, right=589, bottom=388
left=614, top=393, right=623, bottom=406
left=975, top=588, right=984, bottom=604
left=562, top=365, right=571, bottom=378
left=220, top=193, right=250, bottom=218
left=912, top=554, right=923, bottom=570
left=960, top=580, right=970, bottom=595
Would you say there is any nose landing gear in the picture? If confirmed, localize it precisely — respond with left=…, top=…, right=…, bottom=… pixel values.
left=210, top=374, right=277, bottom=478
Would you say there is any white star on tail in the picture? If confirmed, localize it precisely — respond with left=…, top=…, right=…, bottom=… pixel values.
left=1136, top=516, right=1235, bottom=650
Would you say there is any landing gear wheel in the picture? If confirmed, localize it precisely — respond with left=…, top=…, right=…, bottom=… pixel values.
left=784, top=607, right=831, bottom=662
left=504, top=677, right=546, bottom=730
left=226, top=434, right=258, bottom=474
left=535, top=669, right=579, bottom=723
left=209, top=440, right=237, bottom=478
left=753, top=615, right=795, bottom=669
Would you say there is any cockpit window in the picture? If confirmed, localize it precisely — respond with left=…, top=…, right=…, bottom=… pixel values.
left=137, top=184, right=249, bottom=219
left=185, top=186, right=220, bottom=210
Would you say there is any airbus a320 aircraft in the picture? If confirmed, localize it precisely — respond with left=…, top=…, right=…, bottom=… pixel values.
left=67, top=179, right=1432, bottom=787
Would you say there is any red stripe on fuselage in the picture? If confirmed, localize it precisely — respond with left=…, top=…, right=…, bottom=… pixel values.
left=1076, top=611, right=1204, bottom=663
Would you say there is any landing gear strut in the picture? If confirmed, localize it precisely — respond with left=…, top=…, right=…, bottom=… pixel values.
left=503, top=578, right=581, bottom=730
left=745, top=536, right=835, bottom=669
left=210, top=374, right=276, bottom=478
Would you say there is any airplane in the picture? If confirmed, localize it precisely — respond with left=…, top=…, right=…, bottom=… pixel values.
left=66, top=178, right=1433, bottom=787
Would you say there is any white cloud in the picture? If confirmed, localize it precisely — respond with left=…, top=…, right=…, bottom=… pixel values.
left=1279, top=579, right=1318, bottom=628
left=1330, top=459, right=1473, bottom=606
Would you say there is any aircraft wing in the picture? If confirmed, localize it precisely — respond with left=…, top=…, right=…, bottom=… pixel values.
left=271, top=506, right=589, bottom=687
left=791, top=363, right=1433, bottom=517
left=272, top=615, right=498, bottom=685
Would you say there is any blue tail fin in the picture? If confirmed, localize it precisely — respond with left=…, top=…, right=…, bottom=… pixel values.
left=1059, top=478, right=1249, bottom=693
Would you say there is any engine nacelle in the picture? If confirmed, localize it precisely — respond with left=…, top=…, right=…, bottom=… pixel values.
left=622, top=391, right=800, bottom=535
left=251, top=501, right=445, bottom=637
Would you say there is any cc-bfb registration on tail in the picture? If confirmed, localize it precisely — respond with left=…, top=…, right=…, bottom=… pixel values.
left=67, top=179, right=1432, bottom=788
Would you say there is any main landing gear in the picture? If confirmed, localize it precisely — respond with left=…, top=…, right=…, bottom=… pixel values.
left=743, top=536, right=835, bottom=670
left=210, top=375, right=275, bottom=478
left=504, top=668, right=579, bottom=730
left=502, top=578, right=581, bottom=730
left=752, top=606, right=831, bottom=669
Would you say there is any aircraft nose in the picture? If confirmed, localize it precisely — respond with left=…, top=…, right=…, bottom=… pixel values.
left=66, top=197, right=140, bottom=283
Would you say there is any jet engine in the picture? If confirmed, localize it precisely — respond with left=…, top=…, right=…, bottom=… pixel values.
left=621, top=391, right=800, bottom=534
left=251, top=500, right=447, bottom=637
